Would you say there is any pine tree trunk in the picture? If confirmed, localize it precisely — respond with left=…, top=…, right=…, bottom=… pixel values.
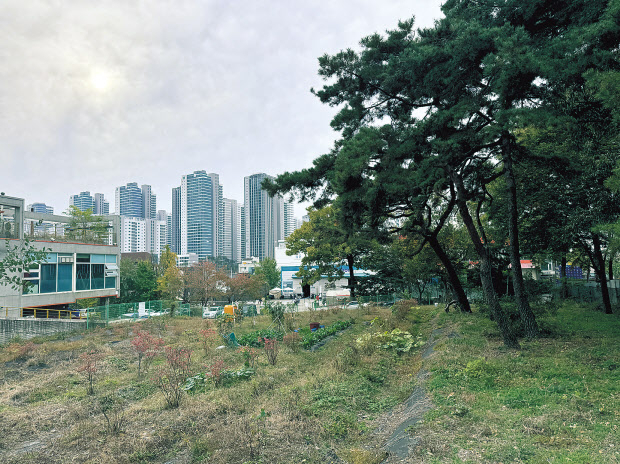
left=560, top=255, right=568, bottom=299
left=347, top=255, right=356, bottom=298
left=426, top=234, right=471, bottom=312
left=502, top=134, right=539, bottom=338
left=592, top=234, right=613, bottom=314
left=609, top=254, right=614, bottom=281
left=452, top=173, right=520, bottom=349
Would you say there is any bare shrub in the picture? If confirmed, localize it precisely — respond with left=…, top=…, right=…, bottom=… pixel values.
left=153, top=346, right=192, bottom=408
left=264, top=338, right=279, bottom=366
left=97, top=393, right=127, bottom=435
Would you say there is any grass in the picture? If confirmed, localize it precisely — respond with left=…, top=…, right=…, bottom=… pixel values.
left=0, top=300, right=618, bottom=463
left=415, top=300, right=620, bottom=463
left=0, top=302, right=430, bottom=463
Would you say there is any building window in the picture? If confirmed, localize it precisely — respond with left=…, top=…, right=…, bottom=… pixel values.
left=58, top=263, right=72, bottom=292
left=40, top=264, right=57, bottom=293
left=76, top=263, right=90, bottom=290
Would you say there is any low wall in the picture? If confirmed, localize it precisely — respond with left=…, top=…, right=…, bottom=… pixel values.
left=0, top=318, right=87, bottom=345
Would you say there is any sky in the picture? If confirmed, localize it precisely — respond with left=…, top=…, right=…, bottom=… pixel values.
left=1, top=0, right=444, bottom=218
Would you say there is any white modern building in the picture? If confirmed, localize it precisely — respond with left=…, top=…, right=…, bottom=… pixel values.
left=223, top=198, right=242, bottom=263
left=0, top=195, right=120, bottom=316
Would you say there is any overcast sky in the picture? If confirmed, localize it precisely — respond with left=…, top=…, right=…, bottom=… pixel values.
left=1, top=0, right=444, bottom=217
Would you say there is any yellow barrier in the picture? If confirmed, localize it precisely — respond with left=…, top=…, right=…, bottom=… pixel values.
left=20, top=308, right=81, bottom=319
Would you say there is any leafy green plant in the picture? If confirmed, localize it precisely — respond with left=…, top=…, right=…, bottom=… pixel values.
left=301, top=320, right=353, bottom=349
left=356, top=329, right=423, bottom=354
left=237, top=329, right=284, bottom=347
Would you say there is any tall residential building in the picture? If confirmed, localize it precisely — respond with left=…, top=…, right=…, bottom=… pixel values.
left=28, top=203, right=54, bottom=214
left=93, top=193, right=109, bottom=215
left=283, top=202, right=299, bottom=238
left=119, top=217, right=146, bottom=253
left=70, top=192, right=95, bottom=212
left=142, top=184, right=157, bottom=220
left=115, top=182, right=143, bottom=218
left=171, top=187, right=181, bottom=254
left=223, top=198, right=242, bottom=263
left=243, top=173, right=286, bottom=260
left=240, top=205, right=246, bottom=260
left=181, top=171, right=214, bottom=260
left=26, top=202, right=54, bottom=235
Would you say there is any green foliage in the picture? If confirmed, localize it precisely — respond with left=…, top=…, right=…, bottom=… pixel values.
left=356, top=329, right=423, bottom=354
left=237, top=329, right=284, bottom=347
left=0, top=239, right=50, bottom=290
left=253, top=257, right=280, bottom=290
left=120, top=259, right=158, bottom=303
left=65, top=205, right=109, bottom=244
left=182, top=367, right=255, bottom=393
left=301, top=319, right=353, bottom=349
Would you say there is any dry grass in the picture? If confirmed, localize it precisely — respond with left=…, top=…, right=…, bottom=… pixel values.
left=0, top=305, right=431, bottom=464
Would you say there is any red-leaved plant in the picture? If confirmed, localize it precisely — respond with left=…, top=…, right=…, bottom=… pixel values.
left=199, top=327, right=219, bottom=357
left=263, top=338, right=278, bottom=366
left=77, top=350, right=103, bottom=395
left=205, top=357, right=226, bottom=386
left=131, top=328, right=165, bottom=378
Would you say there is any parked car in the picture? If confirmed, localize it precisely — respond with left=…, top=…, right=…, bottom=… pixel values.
left=202, top=306, right=223, bottom=319
left=346, top=300, right=360, bottom=309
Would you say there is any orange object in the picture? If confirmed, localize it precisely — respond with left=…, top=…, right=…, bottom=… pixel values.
left=224, top=305, right=236, bottom=315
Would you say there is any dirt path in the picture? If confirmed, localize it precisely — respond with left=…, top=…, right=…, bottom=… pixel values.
left=370, top=327, right=447, bottom=463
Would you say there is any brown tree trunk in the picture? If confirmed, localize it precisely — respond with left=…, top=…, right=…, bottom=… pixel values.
left=592, top=234, right=613, bottom=314
left=560, top=255, right=568, bottom=299
left=426, top=234, right=471, bottom=312
left=347, top=254, right=356, bottom=298
left=502, top=134, right=539, bottom=338
left=609, top=254, right=614, bottom=281
left=452, top=172, right=520, bottom=349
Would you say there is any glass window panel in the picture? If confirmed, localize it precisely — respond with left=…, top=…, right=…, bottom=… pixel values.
left=57, top=264, right=73, bottom=292
left=91, top=254, right=106, bottom=264
left=76, top=264, right=90, bottom=290
left=105, top=277, right=116, bottom=289
left=43, top=253, right=57, bottom=263
left=23, top=280, right=39, bottom=294
left=40, top=264, right=57, bottom=293
left=105, top=254, right=117, bottom=264
left=76, top=254, right=90, bottom=263
left=91, top=263, right=105, bottom=289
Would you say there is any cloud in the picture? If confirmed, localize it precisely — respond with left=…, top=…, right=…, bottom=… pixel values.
left=0, top=0, right=443, bottom=216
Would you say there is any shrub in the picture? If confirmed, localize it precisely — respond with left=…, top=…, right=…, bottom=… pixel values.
left=131, top=329, right=165, bottom=378
left=153, top=346, right=192, bottom=408
left=237, top=346, right=260, bottom=368
left=282, top=332, right=302, bottom=352
left=199, top=327, right=219, bottom=357
left=97, top=393, right=127, bottom=435
left=206, top=357, right=226, bottom=386
left=77, top=350, right=103, bottom=395
left=264, top=338, right=279, bottom=366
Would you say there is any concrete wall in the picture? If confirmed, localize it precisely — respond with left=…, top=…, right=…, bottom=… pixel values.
left=0, top=318, right=87, bottom=345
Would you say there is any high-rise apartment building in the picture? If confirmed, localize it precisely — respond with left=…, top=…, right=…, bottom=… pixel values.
left=171, top=187, right=181, bottom=254
left=93, top=193, right=110, bottom=215
left=223, top=198, right=242, bottom=263
left=240, top=205, right=246, bottom=260
left=119, top=217, right=146, bottom=253
left=243, top=173, right=286, bottom=260
left=70, top=192, right=95, bottom=212
left=283, top=202, right=298, bottom=238
left=28, top=203, right=54, bottom=214
left=142, top=185, right=157, bottom=220
left=180, top=171, right=214, bottom=260
left=115, top=183, right=142, bottom=218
